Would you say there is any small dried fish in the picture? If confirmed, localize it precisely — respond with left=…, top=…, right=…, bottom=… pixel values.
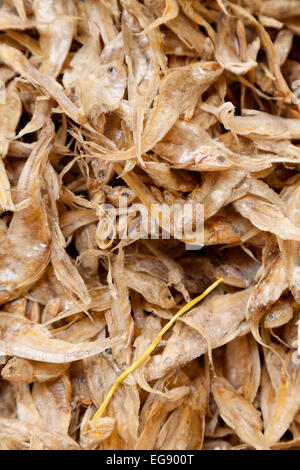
left=0, top=417, right=79, bottom=450
left=0, top=312, right=124, bottom=363
left=215, top=14, right=259, bottom=75
left=281, top=183, right=300, bottom=303
left=50, top=220, right=91, bottom=305
left=0, top=79, right=21, bottom=210
left=32, top=374, right=72, bottom=435
left=1, top=0, right=300, bottom=451
left=0, top=44, right=86, bottom=124
left=225, top=335, right=260, bottom=403
left=136, top=383, right=189, bottom=450
left=0, top=9, right=33, bottom=30
left=35, top=0, right=76, bottom=78
left=14, top=94, right=52, bottom=139
left=0, top=124, right=52, bottom=304
left=1, top=357, right=70, bottom=383
left=122, top=7, right=160, bottom=163
left=233, top=194, right=300, bottom=241
left=262, top=349, right=300, bottom=446
left=212, top=376, right=267, bottom=450
left=213, top=103, right=300, bottom=140
left=100, top=61, right=223, bottom=160
left=146, top=287, right=252, bottom=380
left=264, top=300, right=293, bottom=329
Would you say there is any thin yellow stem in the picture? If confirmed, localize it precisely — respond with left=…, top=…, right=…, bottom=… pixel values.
left=92, top=277, right=223, bottom=422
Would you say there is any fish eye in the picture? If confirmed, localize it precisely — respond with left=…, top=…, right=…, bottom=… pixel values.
left=107, top=66, right=116, bottom=74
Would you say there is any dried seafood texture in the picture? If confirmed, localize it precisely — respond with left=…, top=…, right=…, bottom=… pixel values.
left=121, top=6, right=160, bottom=163
left=215, top=104, right=300, bottom=140
left=146, top=288, right=252, bottom=380
left=83, top=352, right=140, bottom=449
left=0, top=124, right=52, bottom=303
left=62, top=36, right=127, bottom=120
left=35, top=0, right=76, bottom=78
left=0, top=80, right=21, bottom=210
left=0, top=313, right=124, bottom=362
left=281, top=183, right=300, bottom=303
left=215, top=13, right=260, bottom=75
left=1, top=357, right=70, bottom=384
left=262, top=348, right=300, bottom=446
left=212, top=377, right=267, bottom=450
left=2, top=0, right=300, bottom=451
left=101, top=60, right=223, bottom=160
left=0, top=45, right=86, bottom=124
left=225, top=335, right=260, bottom=403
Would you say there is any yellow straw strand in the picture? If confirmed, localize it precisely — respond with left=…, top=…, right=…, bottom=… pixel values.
left=92, top=277, right=223, bottom=422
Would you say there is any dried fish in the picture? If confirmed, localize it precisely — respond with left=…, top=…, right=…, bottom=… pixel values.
left=0, top=124, right=52, bottom=303
left=1, top=0, right=300, bottom=451
left=146, top=288, right=252, bottom=380
left=32, top=374, right=72, bottom=435
left=122, top=7, right=160, bottom=163
left=215, top=14, right=259, bottom=75
left=262, top=348, right=300, bottom=446
left=0, top=312, right=124, bottom=362
left=212, top=377, right=267, bottom=450
left=0, top=45, right=86, bottom=124
left=225, top=335, right=260, bottom=403
left=1, top=357, right=70, bottom=383
left=0, top=80, right=21, bottom=210
left=35, top=0, right=76, bottom=78
left=281, top=183, right=300, bottom=302
left=100, top=61, right=223, bottom=160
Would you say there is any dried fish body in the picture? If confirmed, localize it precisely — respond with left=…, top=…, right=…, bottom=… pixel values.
left=225, top=335, right=260, bottom=402
left=50, top=219, right=91, bottom=306
left=155, top=124, right=234, bottom=171
left=281, top=183, right=300, bottom=303
left=122, top=7, right=160, bottom=163
left=215, top=14, right=260, bottom=75
left=0, top=124, right=52, bottom=304
left=262, top=349, right=300, bottom=446
left=0, top=44, right=86, bottom=124
left=101, top=61, right=223, bottom=160
left=63, top=27, right=126, bottom=120
left=212, top=377, right=267, bottom=450
left=0, top=312, right=124, bottom=363
left=135, top=382, right=189, bottom=450
left=255, top=1, right=300, bottom=21
left=84, top=353, right=139, bottom=449
left=233, top=194, right=300, bottom=241
left=213, top=103, right=300, bottom=140
left=32, top=374, right=72, bottom=435
left=146, top=288, right=253, bottom=380
left=0, top=80, right=21, bottom=211
left=2, top=0, right=300, bottom=451
left=204, top=207, right=254, bottom=245
left=0, top=7, right=33, bottom=31
left=34, top=0, right=75, bottom=78
left=125, top=268, right=176, bottom=309
left=1, top=357, right=70, bottom=383
left=80, top=407, right=115, bottom=450
left=0, top=417, right=80, bottom=449
left=14, top=92, right=53, bottom=139
left=264, top=299, right=293, bottom=328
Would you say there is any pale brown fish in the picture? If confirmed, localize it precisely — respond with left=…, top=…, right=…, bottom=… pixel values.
left=0, top=123, right=53, bottom=304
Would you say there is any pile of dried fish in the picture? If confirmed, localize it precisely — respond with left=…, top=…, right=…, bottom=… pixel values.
left=1, top=0, right=300, bottom=451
